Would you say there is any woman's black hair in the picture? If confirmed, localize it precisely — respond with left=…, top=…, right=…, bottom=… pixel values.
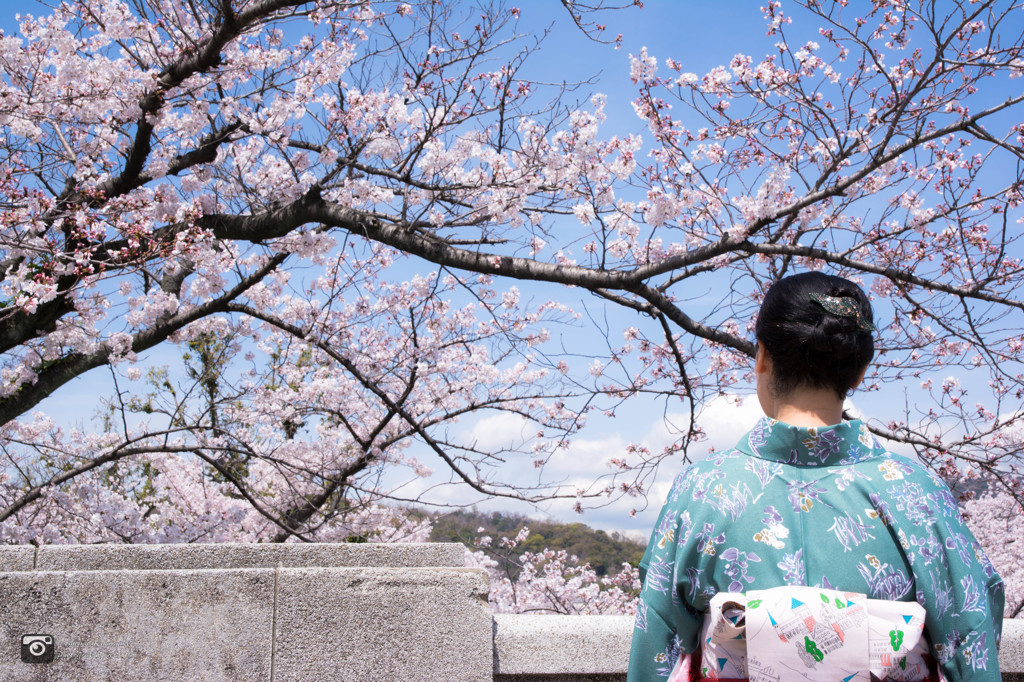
left=755, top=272, right=874, bottom=399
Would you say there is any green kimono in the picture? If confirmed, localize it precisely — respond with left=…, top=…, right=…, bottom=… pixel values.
left=627, top=418, right=1004, bottom=681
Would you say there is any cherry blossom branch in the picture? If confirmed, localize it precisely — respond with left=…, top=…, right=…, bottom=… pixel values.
left=225, top=302, right=587, bottom=504
left=0, top=253, right=288, bottom=424
left=738, top=242, right=1024, bottom=310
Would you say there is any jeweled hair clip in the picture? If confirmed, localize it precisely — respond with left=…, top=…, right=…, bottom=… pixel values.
left=809, top=293, right=875, bottom=333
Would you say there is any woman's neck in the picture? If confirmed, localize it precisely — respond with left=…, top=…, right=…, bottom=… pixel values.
left=768, top=386, right=845, bottom=427
left=754, top=342, right=860, bottom=428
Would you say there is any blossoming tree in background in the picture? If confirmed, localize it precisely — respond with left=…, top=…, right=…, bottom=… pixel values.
left=0, top=0, right=1023, bottom=611
left=964, top=490, right=1024, bottom=617
left=467, top=527, right=641, bottom=615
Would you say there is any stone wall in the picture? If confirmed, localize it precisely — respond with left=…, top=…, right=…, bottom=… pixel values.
left=0, top=543, right=491, bottom=681
left=0, top=543, right=1019, bottom=681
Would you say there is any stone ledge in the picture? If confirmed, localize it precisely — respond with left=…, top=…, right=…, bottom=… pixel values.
left=0, top=545, right=34, bottom=571
left=0, top=544, right=1020, bottom=680
left=1001, top=618, right=1024, bottom=677
left=274, top=566, right=492, bottom=681
left=493, top=614, right=633, bottom=677
left=491, top=671, right=618, bottom=675
left=0, top=565, right=492, bottom=682
left=0, top=568, right=275, bottom=681
left=494, top=614, right=1024, bottom=681
left=0, top=541, right=465, bottom=572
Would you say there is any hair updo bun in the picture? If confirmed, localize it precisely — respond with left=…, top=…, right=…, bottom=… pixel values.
left=755, top=272, right=875, bottom=398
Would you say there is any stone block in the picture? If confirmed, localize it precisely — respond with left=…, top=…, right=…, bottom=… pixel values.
left=489, top=671, right=622, bottom=675
left=273, top=566, right=492, bottom=682
left=493, top=614, right=633, bottom=677
left=0, top=569, right=274, bottom=681
left=34, top=542, right=465, bottom=572
left=0, top=546, right=35, bottom=571
left=1002, top=617, right=1024, bottom=678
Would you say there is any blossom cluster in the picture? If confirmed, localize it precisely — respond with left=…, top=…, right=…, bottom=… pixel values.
left=466, top=527, right=640, bottom=615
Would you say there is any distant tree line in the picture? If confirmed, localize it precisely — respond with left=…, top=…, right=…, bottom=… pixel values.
left=430, top=509, right=645, bottom=578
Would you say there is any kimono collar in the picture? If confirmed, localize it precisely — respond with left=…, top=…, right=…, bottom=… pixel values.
left=736, top=417, right=883, bottom=466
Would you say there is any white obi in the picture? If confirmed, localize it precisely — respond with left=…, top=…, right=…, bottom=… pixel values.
left=696, top=585, right=933, bottom=681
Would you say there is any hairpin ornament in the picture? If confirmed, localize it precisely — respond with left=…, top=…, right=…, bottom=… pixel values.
left=809, top=293, right=875, bottom=333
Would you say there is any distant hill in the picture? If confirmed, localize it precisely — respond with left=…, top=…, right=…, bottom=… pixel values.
left=950, top=475, right=992, bottom=500
left=429, top=509, right=646, bottom=578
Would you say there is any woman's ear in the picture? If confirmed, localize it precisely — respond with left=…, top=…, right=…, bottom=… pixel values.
left=755, top=341, right=775, bottom=418
left=850, top=364, right=869, bottom=390
left=755, top=341, right=771, bottom=375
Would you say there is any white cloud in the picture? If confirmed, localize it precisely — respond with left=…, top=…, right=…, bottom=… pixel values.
left=386, top=392, right=771, bottom=536
left=462, top=412, right=531, bottom=451
left=470, top=393, right=768, bottom=533
left=644, top=393, right=763, bottom=459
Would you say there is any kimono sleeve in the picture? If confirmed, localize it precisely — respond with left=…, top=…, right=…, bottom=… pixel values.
left=627, top=498, right=701, bottom=681
left=906, top=485, right=1004, bottom=680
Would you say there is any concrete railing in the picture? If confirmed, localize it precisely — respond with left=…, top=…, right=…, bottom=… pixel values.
left=0, top=543, right=1020, bottom=681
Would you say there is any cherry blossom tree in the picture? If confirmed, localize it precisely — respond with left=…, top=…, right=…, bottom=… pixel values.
left=964, top=487, right=1024, bottom=617
left=467, top=526, right=641, bottom=615
left=0, top=0, right=618, bottom=544
left=0, top=0, right=1023, bottom=580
